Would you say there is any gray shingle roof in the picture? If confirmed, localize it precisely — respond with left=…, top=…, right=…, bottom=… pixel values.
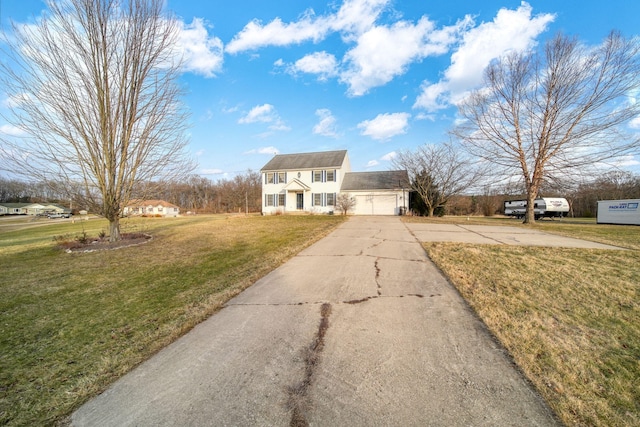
left=261, top=150, right=347, bottom=171
left=341, top=170, right=410, bottom=191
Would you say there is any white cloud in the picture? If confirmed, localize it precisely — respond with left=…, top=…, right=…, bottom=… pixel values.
left=367, top=151, right=396, bottom=168
left=414, top=2, right=554, bottom=111
left=245, top=146, right=280, bottom=155
left=226, top=12, right=329, bottom=54
left=239, top=104, right=277, bottom=124
left=176, top=18, right=224, bottom=77
left=292, top=52, right=338, bottom=80
left=225, top=0, right=476, bottom=96
left=341, top=16, right=472, bottom=96
left=313, top=109, right=339, bottom=137
left=226, top=0, right=388, bottom=54
left=381, top=151, right=396, bottom=161
left=629, top=116, right=640, bottom=129
left=0, top=124, right=26, bottom=136
left=612, top=155, right=640, bottom=167
left=357, top=112, right=410, bottom=140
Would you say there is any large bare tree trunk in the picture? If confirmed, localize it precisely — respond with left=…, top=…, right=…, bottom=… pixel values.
left=109, top=217, right=121, bottom=241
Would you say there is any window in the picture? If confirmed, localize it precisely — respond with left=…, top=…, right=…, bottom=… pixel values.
left=278, top=194, right=285, bottom=207
left=266, top=194, right=275, bottom=206
left=158, top=207, right=163, bottom=212
left=278, top=172, right=286, bottom=184
left=312, top=169, right=337, bottom=183
left=266, top=173, right=275, bottom=184
left=326, top=193, right=335, bottom=206
left=313, top=193, right=322, bottom=206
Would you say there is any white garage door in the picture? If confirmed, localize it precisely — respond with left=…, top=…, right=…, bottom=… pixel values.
left=353, top=194, right=398, bottom=215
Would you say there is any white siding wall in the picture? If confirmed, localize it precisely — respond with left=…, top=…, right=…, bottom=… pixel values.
left=262, top=168, right=344, bottom=214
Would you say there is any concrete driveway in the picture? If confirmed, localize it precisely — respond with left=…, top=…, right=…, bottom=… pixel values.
left=406, top=221, right=621, bottom=249
left=72, top=216, right=561, bottom=426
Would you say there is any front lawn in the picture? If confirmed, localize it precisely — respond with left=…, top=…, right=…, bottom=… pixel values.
left=0, top=214, right=345, bottom=426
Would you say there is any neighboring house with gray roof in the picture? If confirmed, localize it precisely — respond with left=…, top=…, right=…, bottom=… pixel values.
left=260, top=150, right=409, bottom=215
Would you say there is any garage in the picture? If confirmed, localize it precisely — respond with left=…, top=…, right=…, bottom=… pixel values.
left=353, top=193, right=399, bottom=215
left=341, top=171, right=409, bottom=216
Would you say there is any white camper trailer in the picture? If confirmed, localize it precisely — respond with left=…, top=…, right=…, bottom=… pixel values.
left=596, top=199, right=640, bottom=225
left=504, top=198, right=569, bottom=220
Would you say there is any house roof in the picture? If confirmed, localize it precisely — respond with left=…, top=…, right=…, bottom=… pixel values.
left=0, top=202, right=32, bottom=208
left=261, top=150, right=347, bottom=171
left=341, top=170, right=410, bottom=191
left=126, top=199, right=179, bottom=208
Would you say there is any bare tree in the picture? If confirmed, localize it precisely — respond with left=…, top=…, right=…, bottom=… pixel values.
left=0, top=0, right=194, bottom=240
left=453, top=32, right=640, bottom=223
left=335, top=193, right=356, bottom=215
left=392, top=141, right=486, bottom=216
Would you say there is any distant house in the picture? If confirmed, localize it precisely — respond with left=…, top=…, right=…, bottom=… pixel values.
left=260, top=150, right=409, bottom=215
left=0, top=203, right=72, bottom=216
left=0, top=203, right=29, bottom=215
left=123, top=200, right=180, bottom=217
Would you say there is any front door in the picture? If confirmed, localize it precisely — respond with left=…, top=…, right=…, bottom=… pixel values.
left=296, top=193, right=304, bottom=210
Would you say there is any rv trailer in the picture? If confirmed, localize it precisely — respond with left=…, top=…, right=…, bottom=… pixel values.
left=504, top=197, right=569, bottom=220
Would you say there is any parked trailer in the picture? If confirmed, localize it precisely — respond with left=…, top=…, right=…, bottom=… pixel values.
left=597, top=199, right=640, bottom=225
left=504, top=197, right=569, bottom=220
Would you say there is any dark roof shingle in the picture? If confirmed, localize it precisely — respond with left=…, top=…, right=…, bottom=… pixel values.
left=341, top=170, right=409, bottom=191
left=261, top=150, right=347, bottom=171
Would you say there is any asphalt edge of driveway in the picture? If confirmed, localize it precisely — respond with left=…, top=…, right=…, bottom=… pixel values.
left=400, top=220, right=565, bottom=426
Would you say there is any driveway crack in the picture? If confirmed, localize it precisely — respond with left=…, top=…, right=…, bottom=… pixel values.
left=374, top=258, right=382, bottom=296
left=287, top=303, right=332, bottom=426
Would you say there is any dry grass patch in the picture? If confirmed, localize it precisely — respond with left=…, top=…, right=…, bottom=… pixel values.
left=0, top=214, right=345, bottom=426
left=403, top=215, right=640, bottom=250
left=424, top=243, right=639, bottom=427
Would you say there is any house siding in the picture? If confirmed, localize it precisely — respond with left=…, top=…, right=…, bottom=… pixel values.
left=261, top=152, right=349, bottom=214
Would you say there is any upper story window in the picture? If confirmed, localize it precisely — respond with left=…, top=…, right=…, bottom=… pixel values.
left=265, top=172, right=287, bottom=184
left=312, top=170, right=337, bottom=183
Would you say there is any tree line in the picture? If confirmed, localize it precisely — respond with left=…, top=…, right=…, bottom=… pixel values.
left=437, top=170, right=640, bottom=218
left=0, top=170, right=263, bottom=214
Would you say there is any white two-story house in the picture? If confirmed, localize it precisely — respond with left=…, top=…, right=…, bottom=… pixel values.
left=261, top=150, right=350, bottom=214
left=261, top=150, right=410, bottom=215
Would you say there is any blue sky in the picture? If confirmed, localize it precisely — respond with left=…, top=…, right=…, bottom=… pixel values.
left=1, top=0, right=639, bottom=178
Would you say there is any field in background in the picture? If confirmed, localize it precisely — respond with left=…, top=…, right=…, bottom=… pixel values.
left=0, top=214, right=345, bottom=426
left=412, top=216, right=640, bottom=426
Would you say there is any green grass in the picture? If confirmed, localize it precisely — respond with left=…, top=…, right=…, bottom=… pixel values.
left=0, top=214, right=345, bottom=426
left=412, top=217, right=640, bottom=426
